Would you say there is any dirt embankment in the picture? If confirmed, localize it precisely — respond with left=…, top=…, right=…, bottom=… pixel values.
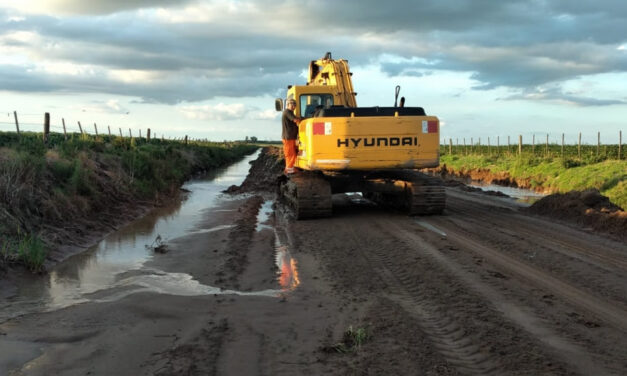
left=0, top=145, right=258, bottom=273
left=431, top=164, right=541, bottom=191
left=525, top=189, right=627, bottom=242
left=224, top=146, right=284, bottom=194
left=429, top=163, right=626, bottom=242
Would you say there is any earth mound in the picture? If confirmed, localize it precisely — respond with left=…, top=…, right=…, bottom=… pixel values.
left=525, top=189, right=626, bottom=242
left=224, top=147, right=283, bottom=193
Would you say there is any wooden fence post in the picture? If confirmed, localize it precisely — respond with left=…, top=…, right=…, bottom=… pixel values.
left=518, top=135, right=522, bottom=156
left=497, top=136, right=500, bottom=155
left=578, top=132, right=581, bottom=159
left=545, top=134, right=549, bottom=157
left=597, top=131, right=600, bottom=156
left=561, top=133, right=564, bottom=158
left=463, top=138, right=466, bottom=155
left=119, top=128, right=123, bottom=137
left=13, top=111, right=20, bottom=138
left=619, top=131, right=622, bottom=160
left=62, top=118, right=67, bottom=140
left=448, top=138, right=452, bottom=154
left=532, top=134, right=535, bottom=155
left=184, top=135, right=188, bottom=145
left=94, top=123, right=98, bottom=136
left=147, top=128, right=151, bottom=142
left=129, top=128, right=132, bottom=138
left=108, top=125, right=111, bottom=136
left=507, top=135, right=510, bottom=154
left=78, top=121, right=83, bottom=134
left=43, top=112, right=50, bottom=144
left=471, top=137, right=473, bottom=154
left=488, top=137, right=490, bottom=155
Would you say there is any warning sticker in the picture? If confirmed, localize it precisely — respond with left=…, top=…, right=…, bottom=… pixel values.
left=313, top=122, right=332, bottom=135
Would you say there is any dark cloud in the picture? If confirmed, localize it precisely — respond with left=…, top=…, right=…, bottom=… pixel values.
left=0, top=1, right=626, bottom=105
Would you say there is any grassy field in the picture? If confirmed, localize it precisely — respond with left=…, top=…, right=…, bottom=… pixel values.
left=0, top=131, right=258, bottom=271
left=439, top=145, right=626, bottom=210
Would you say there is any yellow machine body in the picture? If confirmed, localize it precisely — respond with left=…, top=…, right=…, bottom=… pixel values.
left=294, top=114, right=440, bottom=171
left=276, top=53, right=445, bottom=218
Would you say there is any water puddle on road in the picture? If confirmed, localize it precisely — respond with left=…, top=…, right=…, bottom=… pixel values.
left=256, top=200, right=274, bottom=232
left=0, top=150, right=299, bottom=323
left=467, top=182, right=546, bottom=204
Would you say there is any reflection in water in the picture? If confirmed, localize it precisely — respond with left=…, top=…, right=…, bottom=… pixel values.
left=256, top=200, right=274, bottom=232
left=1, top=150, right=303, bottom=323
left=274, top=226, right=300, bottom=292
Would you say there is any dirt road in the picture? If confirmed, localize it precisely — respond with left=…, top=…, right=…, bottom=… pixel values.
left=1, top=150, right=626, bottom=375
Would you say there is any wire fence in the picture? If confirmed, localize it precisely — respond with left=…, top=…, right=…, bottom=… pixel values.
left=1, top=111, right=227, bottom=145
left=440, top=132, right=624, bottom=160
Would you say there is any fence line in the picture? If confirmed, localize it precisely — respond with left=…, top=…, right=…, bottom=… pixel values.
left=0, top=111, right=238, bottom=146
left=441, top=131, right=624, bottom=160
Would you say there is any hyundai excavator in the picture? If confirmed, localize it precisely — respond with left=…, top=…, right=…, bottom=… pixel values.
left=275, top=52, right=445, bottom=219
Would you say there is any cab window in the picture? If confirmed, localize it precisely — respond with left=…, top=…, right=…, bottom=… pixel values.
left=299, top=94, right=334, bottom=118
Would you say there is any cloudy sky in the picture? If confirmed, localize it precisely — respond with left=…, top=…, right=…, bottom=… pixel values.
left=1, top=0, right=626, bottom=143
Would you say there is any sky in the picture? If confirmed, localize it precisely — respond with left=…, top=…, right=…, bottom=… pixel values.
left=0, top=0, right=626, bottom=144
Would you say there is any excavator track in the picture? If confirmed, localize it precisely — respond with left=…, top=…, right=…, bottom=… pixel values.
left=406, top=173, right=446, bottom=215
left=364, top=171, right=445, bottom=215
left=278, top=171, right=332, bottom=219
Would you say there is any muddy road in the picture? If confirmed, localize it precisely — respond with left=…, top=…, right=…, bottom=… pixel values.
left=1, top=149, right=626, bottom=375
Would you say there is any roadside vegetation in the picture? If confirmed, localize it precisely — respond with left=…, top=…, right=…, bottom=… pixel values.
left=0, top=131, right=257, bottom=272
left=438, top=145, right=626, bottom=209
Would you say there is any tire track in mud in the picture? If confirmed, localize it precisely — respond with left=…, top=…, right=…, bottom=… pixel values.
left=218, top=195, right=265, bottom=289
left=441, top=196, right=627, bottom=307
left=447, top=193, right=627, bottom=272
left=423, top=214, right=627, bottom=334
left=386, top=218, right=615, bottom=376
left=345, top=218, right=502, bottom=375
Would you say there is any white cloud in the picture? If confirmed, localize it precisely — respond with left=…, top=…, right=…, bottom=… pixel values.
left=70, top=99, right=129, bottom=114
left=179, top=103, right=247, bottom=121
left=253, top=108, right=279, bottom=120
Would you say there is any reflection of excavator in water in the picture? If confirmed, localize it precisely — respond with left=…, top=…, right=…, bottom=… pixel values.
left=275, top=52, right=445, bottom=219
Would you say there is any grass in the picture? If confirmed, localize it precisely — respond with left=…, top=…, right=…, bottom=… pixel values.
left=1, top=230, right=46, bottom=272
left=325, top=325, right=372, bottom=354
left=0, top=131, right=258, bottom=273
left=439, top=150, right=627, bottom=209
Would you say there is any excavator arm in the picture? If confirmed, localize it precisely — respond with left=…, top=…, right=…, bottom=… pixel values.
left=307, top=52, right=357, bottom=107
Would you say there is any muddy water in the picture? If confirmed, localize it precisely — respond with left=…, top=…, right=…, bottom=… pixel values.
left=467, top=182, right=546, bottom=204
left=1, top=150, right=297, bottom=323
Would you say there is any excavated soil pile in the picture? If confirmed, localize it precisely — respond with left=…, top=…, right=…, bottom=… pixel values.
left=224, top=146, right=284, bottom=193
left=432, top=164, right=522, bottom=188
left=525, top=189, right=626, bottom=241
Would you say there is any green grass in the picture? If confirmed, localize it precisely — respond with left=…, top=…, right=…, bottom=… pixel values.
left=327, top=325, right=372, bottom=353
left=439, top=151, right=627, bottom=209
left=1, top=231, right=46, bottom=272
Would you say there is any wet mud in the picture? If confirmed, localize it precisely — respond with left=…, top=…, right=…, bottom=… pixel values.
left=1, top=147, right=626, bottom=375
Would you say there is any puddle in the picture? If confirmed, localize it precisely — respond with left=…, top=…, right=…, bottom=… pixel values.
left=467, top=182, right=546, bottom=204
left=0, top=150, right=300, bottom=323
left=256, top=200, right=274, bottom=232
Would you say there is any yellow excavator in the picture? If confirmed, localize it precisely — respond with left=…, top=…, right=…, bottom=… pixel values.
left=275, top=52, right=445, bottom=219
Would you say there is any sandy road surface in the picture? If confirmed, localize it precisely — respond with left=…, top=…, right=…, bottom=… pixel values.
left=1, top=165, right=626, bottom=375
